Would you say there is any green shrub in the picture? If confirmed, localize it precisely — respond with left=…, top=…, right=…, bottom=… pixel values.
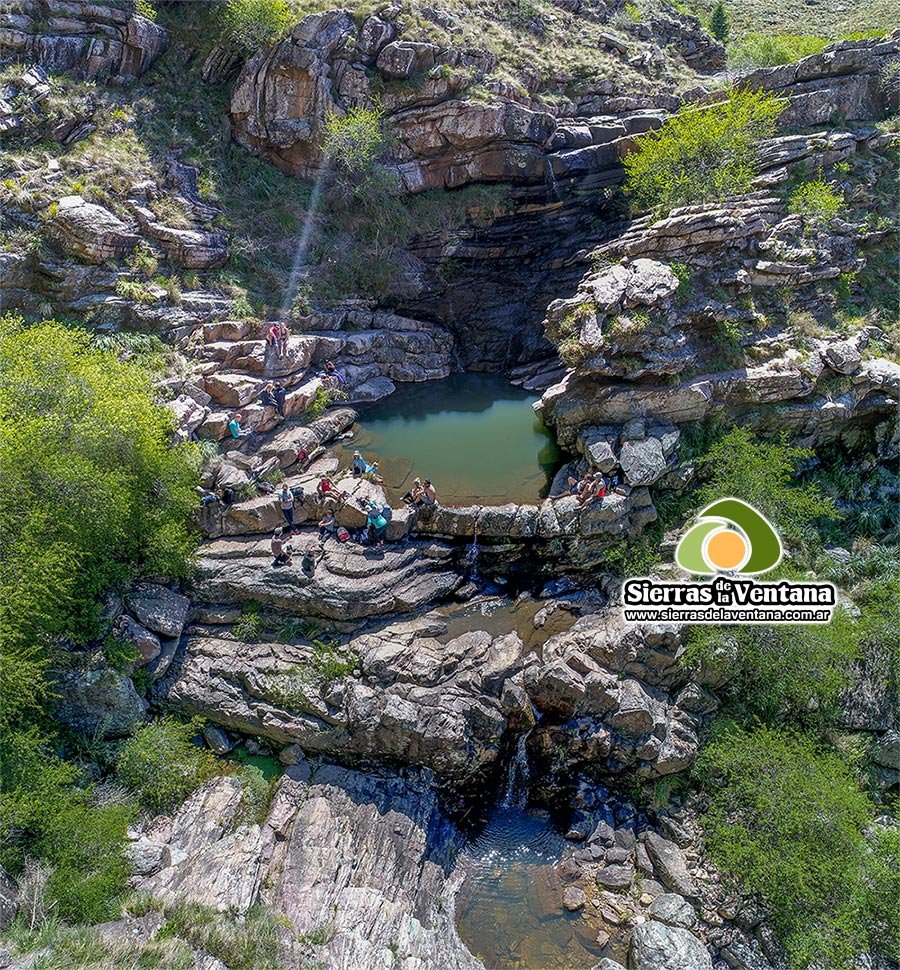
left=694, top=426, right=836, bottom=548
left=157, top=901, right=282, bottom=970
left=623, top=88, right=785, bottom=213
left=221, top=0, right=292, bottom=54
left=695, top=723, right=885, bottom=969
left=135, top=0, right=157, bottom=20
left=232, top=602, right=263, bottom=642
left=683, top=603, right=864, bottom=728
left=322, top=106, right=386, bottom=177
left=788, top=178, right=844, bottom=225
left=0, top=315, right=198, bottom=729
left=116, top=717, right=219, bottom=814
left=115, top=277, right=157, bottom=304
left=729, top=34, right=829, bottom=69
left=0, top=728, right=135, bottom=925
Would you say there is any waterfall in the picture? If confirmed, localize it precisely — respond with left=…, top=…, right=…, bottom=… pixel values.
left=465, top=522, right=480, bottom=582
left=501, top=730, right=532, bottom=808
left=544, top=161, right=560, bottom=202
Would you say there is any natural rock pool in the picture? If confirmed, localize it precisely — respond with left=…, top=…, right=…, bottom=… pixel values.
left=339, top=373, right=563, bottom=506
left=456, top=806, right=610, bottom=969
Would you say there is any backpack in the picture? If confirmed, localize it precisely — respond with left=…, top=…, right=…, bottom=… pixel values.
left=291, top=486, right=305, bottom=499
left=381, top=505, right=393, bottom=522
left=337, top=527, right=350, bottom=542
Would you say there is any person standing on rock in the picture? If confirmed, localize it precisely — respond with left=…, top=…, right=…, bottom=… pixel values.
left=274, top=322, right=290, bottom=357
left=271, top=527, right=293, bottom=565
left=278, top=484, right=295, bottom=529
left=273, top=383, right=287, bottom=417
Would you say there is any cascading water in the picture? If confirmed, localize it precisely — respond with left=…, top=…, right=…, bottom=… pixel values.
left=465, top=518, right=481, bottom=583
left=544, top=161, right=560, bottom=202
left=501, top=729, right=532, bottom=808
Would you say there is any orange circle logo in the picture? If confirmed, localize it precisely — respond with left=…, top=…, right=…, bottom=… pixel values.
left=705, top=529, right=748, bottom=570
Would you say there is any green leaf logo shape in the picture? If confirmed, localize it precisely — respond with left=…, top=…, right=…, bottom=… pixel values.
left=675, top=498, right=783, bottom=575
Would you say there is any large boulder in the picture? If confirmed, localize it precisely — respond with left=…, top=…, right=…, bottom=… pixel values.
left=628, top=920, right=712, bottom=970
left=643, top=832, right=699, bottom=898
left=54, top=668, right=146, bottom=738
left=46, top=196, right=139, bottom=264
left=127, top=584, right=190, bottom=640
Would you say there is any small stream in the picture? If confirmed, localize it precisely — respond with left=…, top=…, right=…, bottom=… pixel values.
left=338, top=373, right=563, bottom=506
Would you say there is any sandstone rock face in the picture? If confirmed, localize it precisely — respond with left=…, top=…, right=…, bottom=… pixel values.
left=190, top=535, right=462, bottom=621
left=0, top=0, right=169, bottom=82
left=527, top=612, right=715, bottom=778
left=135, top=766, right=481, bottom=969
left=230, top=10, right=556, bottom=191
left=155, top=610, right=527, bottom=778
left=46, top=195, right=138, bottom=264
left=738, top=32, right=900, bottom=128
left=126, top=583, right=190, bottom=640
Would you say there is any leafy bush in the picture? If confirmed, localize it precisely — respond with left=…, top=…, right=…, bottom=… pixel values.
left=322, top=106, right=386, bottom=177
left=788, top=178, right=845, bottom=225
left=116, top=717, right=219, bottom=814
left=623, top=88, right=785, bottom=213
left=0, top=315, right=198, bottom=729
left=683, top=604, right=863, bottom=728
left=0, top=728, right=135, bottom=924
left=232, top=602, right=263, bottom=642
left=221, top=0, right=292, bottom=54
left=695, top=723, right=891, bottom=969
left=728, top=34, right=829, bottom=69
left=694, top=426, right=836, bottom=548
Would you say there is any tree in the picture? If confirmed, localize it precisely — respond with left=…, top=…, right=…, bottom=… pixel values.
left=0, top=315, right=198, bottom=728
left=623, top=88, right=785, bottom=213
left=708, top=0, right=730, bottom=43
left=221, top=0, right=292, bottom=54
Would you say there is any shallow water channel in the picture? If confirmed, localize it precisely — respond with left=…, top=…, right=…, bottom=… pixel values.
left=338, top=373, right=563, bottom=506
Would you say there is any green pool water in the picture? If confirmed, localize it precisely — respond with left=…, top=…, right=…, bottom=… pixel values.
left=338, top=373, right=563, bottom=506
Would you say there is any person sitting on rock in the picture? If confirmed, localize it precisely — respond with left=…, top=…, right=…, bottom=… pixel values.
left=579, top=472, right=608, bottom=509
left=278, top=483, right=295, bottom=529
left=300, top=542, right=320, bottom=577
left=195, top=485, right=219, bottom=507
left=273, top=383, right=287, bottom=417
left=258, top=382, right=277, bottom=416
left=271, top=527, right=293, bottom=565
left=363, top=459, right=383, bottom=484
left=421, top=479, right=437, bottom=506
left=228, top=414, right=252, bottom=439
left=402, top=477, right=423, bottom=505
left=351, top=451, right=367, bottom=476
left=266, top=322, right=279, bottom=350
left=318, top=508, right=337, bottom=543
left=316, top=475, right=348, bottom=504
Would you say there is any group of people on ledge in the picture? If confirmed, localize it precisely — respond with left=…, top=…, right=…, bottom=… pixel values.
left=558, top=468, right=622, bottom=509
left=267, top=447, right=440, bottom=568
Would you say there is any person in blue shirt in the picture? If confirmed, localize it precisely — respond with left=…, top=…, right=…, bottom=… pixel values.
left=228, top=414, right=252, bottom=439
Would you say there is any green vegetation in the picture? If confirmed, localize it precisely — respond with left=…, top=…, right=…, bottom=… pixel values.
left=0, top=316, right=201, bottom=933
left=221, top=0, right=293, bottom=54
left=708, top=0, right=730, bottom=42
left=623, top=89, right=785, bottom=213
left=322, top=106, right=386, bottom=177
left=788, top=178, right=845, bottom=226
left=116, top=717, right=220, bottom=814
left=0, top=315, right=197, bottom=727
left=728, top=33, right=828, bottom=69
left=696, top=724, right=899, bottom=969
